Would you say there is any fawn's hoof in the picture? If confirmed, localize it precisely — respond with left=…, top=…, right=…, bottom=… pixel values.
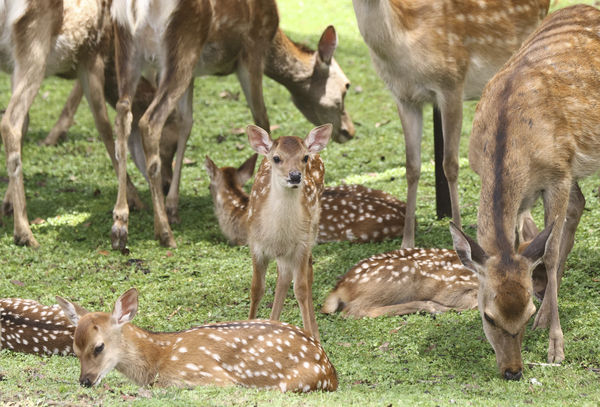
left=547, top=336, right=565, bottom=364
left=111, top=222, right=128, bottom=252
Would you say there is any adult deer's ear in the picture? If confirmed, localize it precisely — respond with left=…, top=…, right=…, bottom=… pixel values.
left=521, top=221, right=554, bottom=272
left=318, top=26, right=338, bottom=65
left=449, top=222, right=488, bottom=277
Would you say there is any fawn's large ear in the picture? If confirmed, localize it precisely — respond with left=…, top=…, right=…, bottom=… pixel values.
left=521, top=221, right=554, bottom=271
left=246, top=125, right=272, bottom=155
left=237, top=153, right=258, bottom=185
left=56, top=296, right=89, bottom=327
left=111, top=288, right=138, bottom=327
left=449, top=222, right=488, bottom=277
left=305, top=124, right=332, bottom=153
left=318, top=25, right=338, bottom=65
left=521, top=215, right=540, bottom=243
left=204, top=155, right=218, bottom=180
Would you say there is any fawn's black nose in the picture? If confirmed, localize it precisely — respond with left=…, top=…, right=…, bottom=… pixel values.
left=289, top=171, right=302, bottom=184
left=80, top=377, right=92, bottom=387
left=503, top=369, right=522, bottom=381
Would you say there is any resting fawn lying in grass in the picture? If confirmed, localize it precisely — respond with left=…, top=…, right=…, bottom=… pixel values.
left=0, top=298, right=74, bottom=356
left=323, top=217, right=546, bottom=318
left=56, top=288, right=337, bottom=392
left=205, top=154, right=405, bottom=245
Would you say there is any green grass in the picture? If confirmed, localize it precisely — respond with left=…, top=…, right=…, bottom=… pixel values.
left=1, top=1, right=600, bottom=406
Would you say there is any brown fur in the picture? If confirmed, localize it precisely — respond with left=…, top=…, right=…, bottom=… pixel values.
left=57, top=289, right=338, bottom=392
left=454, top=4, right=598, bottom=380
left=246, top=125, right=331, bottom=341
left=352, top=0, right=549, bottom=248
left=111, top=0, right=353, bottom=250
left=205, top=155, right=406, bottom=245
left=0, top=0, right=146, bottom=247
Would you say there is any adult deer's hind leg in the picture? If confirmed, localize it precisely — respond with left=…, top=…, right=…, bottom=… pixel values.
left=1, top=10, right=59, bottom=247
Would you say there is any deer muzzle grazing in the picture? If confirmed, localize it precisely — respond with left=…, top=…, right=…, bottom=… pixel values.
left=56, top=288, right=338, bottom=392
left=246, top=124, right=332, bottom=342
left=451, top=4, right=600, bottom=379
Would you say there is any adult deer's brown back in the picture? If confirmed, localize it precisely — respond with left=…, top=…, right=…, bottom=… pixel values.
left=352, top=0, right=549, bottom=247
left=451, top=4, right=600, bottom=380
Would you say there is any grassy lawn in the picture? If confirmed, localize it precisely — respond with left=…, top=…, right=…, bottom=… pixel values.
left=1, top=1, right=599, bottom=405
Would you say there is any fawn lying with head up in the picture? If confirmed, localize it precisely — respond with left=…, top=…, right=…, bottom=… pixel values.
left=56, top=288, right=337, bottom=392
left=245, top=125, right=332, bottom=341
left=322, top=217, right=547, bottom=318
left=1, top=298, right=74, bottom=356
left=205, top=154, right=406, bottom=245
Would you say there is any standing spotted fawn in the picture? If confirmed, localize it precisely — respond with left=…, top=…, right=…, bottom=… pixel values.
left=246, top=124, right=332, bottom=341
left=204, top=155, right=405, bottom=245
left=56, top=288, right=337, bottom=392
left=450, top=4, right=600, bottom=380
left=352, top=0, right=549, bottom=248
left=0, top=298, right=74, bottom=356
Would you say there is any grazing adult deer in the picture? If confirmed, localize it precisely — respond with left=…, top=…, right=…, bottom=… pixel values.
left=322, top=221, right=546, bottom=318
left=56, top=288, right=338, bottom=392
left=0, top=0, right=145, bottom=247
left=204, top=154, right=405, bottom=245
left=352, top=0, right=550, bottom=248
left=0, top=298, right=74, bottom=356
left=450, top=4, right=598, bottom=380
left=246, top=124, right=331, bottom=342
left=110, top=0, right=354, bottom=250
left=322, top=248, right=478, bottom=318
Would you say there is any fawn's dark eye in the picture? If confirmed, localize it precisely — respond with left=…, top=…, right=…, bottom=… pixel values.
left=484, top=313, right=496, bottom=327
left=94, top=343, right=104, bottom=356
left=303, top=155, right=309, bottom=163
left=345, top=83, right=350, bottom=90
left=273, top=156, right=281, bottom=164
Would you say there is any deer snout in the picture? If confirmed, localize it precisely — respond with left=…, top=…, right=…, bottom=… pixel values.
left=288, top=171, right=302, bottom=185
left=79, top=375, right=93, bottom=387
left=503, top=368, right=523, bottom=381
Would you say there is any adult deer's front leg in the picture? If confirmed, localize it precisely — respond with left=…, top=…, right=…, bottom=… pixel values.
left=165, top=86, right=193, bottom=224
left=397, top=101, right=423, bottom=248
left=1, top=23, right=55, bottom=247
left=79, top=54, right=145, bottom=211
left=293, top=253, right=319, bottom=341
left=439, top=90, right=463, bottom=230
left=533, top=179, right=571, bottom=363
left=112, top=25, right=142, bottom=251
left=236, top=53, right=269, bottom=131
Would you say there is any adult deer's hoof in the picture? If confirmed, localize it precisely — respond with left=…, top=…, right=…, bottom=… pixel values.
left=167, top=206, right=180, bottom=225
left=157, top=229, right=176, bottom=248
left=14, top=231, right=39, bottom=248
left=111, top=222, right=128, bottom=252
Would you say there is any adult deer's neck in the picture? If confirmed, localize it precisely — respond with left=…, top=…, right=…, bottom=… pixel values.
left=264, top=29, right=314, bottom=90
